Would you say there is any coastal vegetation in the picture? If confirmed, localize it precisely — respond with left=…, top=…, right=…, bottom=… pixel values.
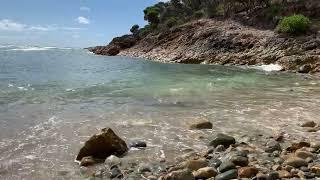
left=89, top=0, right=320, bottom=73
left=277, top=14, right=311, bottom=35
left=132, top=0, right=316, bottom=37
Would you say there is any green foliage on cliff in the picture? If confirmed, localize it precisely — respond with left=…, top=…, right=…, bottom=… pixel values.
left=277, top=14, right=311, bottom=35
left=131, top=0, right=314, bottom=37
left=130, top=24, right=140, bottom=35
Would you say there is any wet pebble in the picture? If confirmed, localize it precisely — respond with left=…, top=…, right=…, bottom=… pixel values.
left=218, top=161, right=236, bottom=173
left=129, top=141, right=147, bottom=148
left=209, top=133, right=236, bottom=148
left=215, top=169, right=238, bottom=180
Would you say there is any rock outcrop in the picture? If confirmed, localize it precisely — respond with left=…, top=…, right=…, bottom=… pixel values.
left=89, top=18, right=320, bottom=73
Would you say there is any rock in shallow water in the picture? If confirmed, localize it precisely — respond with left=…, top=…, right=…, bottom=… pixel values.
left=189, top=120, right=213, bottom=129
left=105, top=155, right=121, bottom=167
left=76, top=128, right=128, bottom=161
left=80, top=156, right=97, bottom=167
left=209, top=133, right=236, bottom=148
left=301, top=121, right=317, bottom=127
left=129, top=140, right=147, bottom=148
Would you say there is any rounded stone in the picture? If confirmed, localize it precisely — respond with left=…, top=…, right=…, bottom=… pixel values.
left=192, top=167, right=218, bottom=179
left=209, top=133, right=236, bottom=148
left=215, top=169, right=238, bottom=180
left=129, top=141, right=147, bottom=148
left=284, top=157, right=308, bottom=168
left=218, top=161, right=236, bottom=173
left=238, top=167, right=259, bottom=178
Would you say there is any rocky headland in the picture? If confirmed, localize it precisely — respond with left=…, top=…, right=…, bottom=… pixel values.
left=89, top=18, right=320, bottom=74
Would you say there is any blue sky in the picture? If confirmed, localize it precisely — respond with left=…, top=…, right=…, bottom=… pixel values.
left=0, top=0, right=163, bottom=47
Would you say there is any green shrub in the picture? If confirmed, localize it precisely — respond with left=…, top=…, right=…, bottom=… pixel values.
left=166, top=17, right=178, bottom=28
left=130, top=24, right=140, bottom=35
left=194, top=10, right=204, bottom=18
left=277, top=14, right=311, bottom=35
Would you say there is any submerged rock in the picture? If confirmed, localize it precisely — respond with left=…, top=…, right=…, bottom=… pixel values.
left=129, top=140, right=147, bottom=148
left=209, top=133, right=236, bottom=148
left=76, top=128, right=128, bottom=161
left=189, top=120, right=213, bottom=129
left=301, top=121, right=317, bottom=127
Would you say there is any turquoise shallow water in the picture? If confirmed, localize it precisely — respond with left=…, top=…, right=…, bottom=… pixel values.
left=0, top=46, right=319, bottom=179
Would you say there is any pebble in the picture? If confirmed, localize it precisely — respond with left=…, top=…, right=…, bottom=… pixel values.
left=138, top=163, right=152, bottom=173
left=129, top=141, right=147, bottom=148
left=238, top=167, right=259, bottom=178
left=277, top=170, right=292, bottom=178
left=311, top=164, right=320, bottom=176
left=105, top=155, right=121, bottom=167
left=110, top=167, right=122, bottom=179
left=209, top=133, right=236, bottom=148
left=264, top=140, right=282, bottom=153
left=268, top=171, right=280, bottom=180
left=255, top=172, right=268, bottom=180
left=284, top=157, right=308, bottom=168
left=295, top=150, right=314, bottom=159
left=218, top=161, right=236, bottom=173
left=189, top=120, right=213, bottom=129
left=192, top=167, right=218, bottom=179
left=80, top=156, right=96, bottom=167
left=164, top=169, right=194, bottom=180
left=178, top=159, right=208, bottom=171
left=301, top=121, right=317, bottom=127
left=230, top=155, right=249, bottom=167
left=215, top=169, right=238, bottom=180
left=209, top=159, right=222, bottom=168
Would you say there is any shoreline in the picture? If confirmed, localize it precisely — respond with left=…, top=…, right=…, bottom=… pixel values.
left=89, top=19, right=320, bottom=74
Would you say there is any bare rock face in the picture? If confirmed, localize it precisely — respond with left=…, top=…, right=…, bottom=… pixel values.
left=88, top=35, right=137, bottom=56
left=76, top=128, right=128, bottom=161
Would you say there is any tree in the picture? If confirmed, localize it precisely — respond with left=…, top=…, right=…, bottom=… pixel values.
left=144, top=6, right=160, bottom=25
left=130, top=24, right=140, bottom=35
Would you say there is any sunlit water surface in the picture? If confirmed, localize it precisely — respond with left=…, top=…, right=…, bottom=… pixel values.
left=0, top=46, right=319, bottom=179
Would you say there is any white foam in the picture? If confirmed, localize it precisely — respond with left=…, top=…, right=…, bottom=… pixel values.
left=251, top=64, right=283, bottom=72
left=8, top=46, right=72, bottom=51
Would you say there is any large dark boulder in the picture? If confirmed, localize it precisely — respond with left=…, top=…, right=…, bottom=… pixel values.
left=76, top=128, right=128, bottom=161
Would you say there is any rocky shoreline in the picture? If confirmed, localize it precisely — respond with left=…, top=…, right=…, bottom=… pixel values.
left=89, top=19, right=320, bottom=74
left=76, top=120, right=320, bottom=180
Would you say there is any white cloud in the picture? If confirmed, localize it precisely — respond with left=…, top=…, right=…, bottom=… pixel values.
left=0, top=19, right=85, bottom=32
left=76, top=16, right=90, bottom=25
left=80, top=6, right=91, bottom=12
left=0, top=19, right=26, bottom=31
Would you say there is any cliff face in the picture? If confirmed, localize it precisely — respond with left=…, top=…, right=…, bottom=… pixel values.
left=90, top=19, right=320, bottom=73
left=88, top=0, right=320, bottom=73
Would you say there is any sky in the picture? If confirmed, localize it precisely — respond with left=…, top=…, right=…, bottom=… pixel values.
left=0, top=0, right=164, bottom=48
